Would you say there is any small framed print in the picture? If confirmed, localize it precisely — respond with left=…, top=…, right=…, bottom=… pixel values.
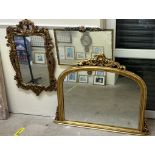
left=58, top=46, right=65, bottom=60
left=65, top=46, right=75, bottom=60
left=55, top=31, right=72, bottom=43
left=92, top=46, right=104, bottom=54
left=93, top=76, right=105, bottom=85
left=76, top=52, right=86, bottom=60
left=34, top=52, right=46, bottom=64
left=67, top=72, right=77, bottom=82
left=96, top=71, right=106, bottom=76
left=78, top=71, right=88, bottom=75
left=78, top=75, right=88, bottom=83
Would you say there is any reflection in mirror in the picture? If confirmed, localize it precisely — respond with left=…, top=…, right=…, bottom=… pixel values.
left=54, top=28, right=113, bottom=65
left=63, top=70, right=140, bottom=129
left=6, top=19, right=56, bottom=95
left=14, top=35, right=49, bottom=86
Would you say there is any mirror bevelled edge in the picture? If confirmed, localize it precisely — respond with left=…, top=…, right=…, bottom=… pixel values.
left=6, top=19, right=57, bottom=95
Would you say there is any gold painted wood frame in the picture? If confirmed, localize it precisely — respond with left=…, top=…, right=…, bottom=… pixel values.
left=6, top=19, right=57, bottom=95
left=55, top=54, right=149, bottom=135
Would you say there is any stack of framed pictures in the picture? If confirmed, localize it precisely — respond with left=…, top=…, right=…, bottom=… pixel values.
left=54, top=28, right=113, bottom=65
left=64, top=71, right=106, bottom=86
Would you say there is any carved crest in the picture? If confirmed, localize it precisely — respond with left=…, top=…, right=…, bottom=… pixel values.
left=77, top=53, right=126, bottom=70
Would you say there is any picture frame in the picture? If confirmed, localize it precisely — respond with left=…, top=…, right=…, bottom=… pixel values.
left=93, top=76, right=105, bottom=85
left=78, top=71, right=88, bottom=75
left=65, top=46, right=75, bottom=60
left=34, top=52, right=46, bottom=64
left=58, top=46, right=65, bottom=60
left=67, top=72, right=77, bottom=82
left=76, top=52, right=86, bottom=60
left=55, top=31, right=72, bottom=43
left=92, top=46, right=104, bottom=54
left=78, top=75, right=88, bottom=83
left=96, top=71, right=106, bottom=76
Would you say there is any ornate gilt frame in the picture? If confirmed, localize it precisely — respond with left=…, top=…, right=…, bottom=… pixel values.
left=6, top=19, right=57, bottom=95
left=55, top=54, right=149, bottom=135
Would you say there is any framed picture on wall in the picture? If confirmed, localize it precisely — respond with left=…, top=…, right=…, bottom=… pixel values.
left=78, top=75, right=88, bottom=83
left=96, top=71, right=106, bottom=76
left=76, top=52, right=86, bottom=60
left=55, top=31, right=72, bottom=43
left=34, top=52, right=46, bottom=64
left=58, top=46, right=65, bottom=60
left=65, top=46, right=75, bottom=60
left=92, top=46, right=104, bottom=54
left=93, top=76, right=105, bottom=85
left=67, top=72, right=77, bottom=82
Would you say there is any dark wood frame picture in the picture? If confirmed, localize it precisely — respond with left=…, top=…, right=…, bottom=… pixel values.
left=6, top=19, right=57, bottom=95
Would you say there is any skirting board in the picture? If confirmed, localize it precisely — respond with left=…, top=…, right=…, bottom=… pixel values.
left=145, top=110, right=155, bottom=119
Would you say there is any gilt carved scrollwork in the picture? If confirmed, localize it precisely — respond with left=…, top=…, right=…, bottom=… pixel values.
left=6, top=19, right=57, bottom=95
left=77, top=53, right=126, bottom=70
left=65, top=26, right=102, bottom=32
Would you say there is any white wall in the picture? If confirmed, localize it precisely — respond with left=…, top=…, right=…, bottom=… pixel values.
left=0, top=19, right=103, bottom=28
left=0, top=19, right=104, bottom=117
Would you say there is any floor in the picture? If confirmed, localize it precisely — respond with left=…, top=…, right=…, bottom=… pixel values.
left=0, top=113, right=155, bottom=136
left=64, top=77, right=140, bottom=129
left=0, top=76, right=154, bottom=136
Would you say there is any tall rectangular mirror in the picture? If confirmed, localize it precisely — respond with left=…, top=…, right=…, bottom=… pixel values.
left=6, top=19, right=57, bottom=95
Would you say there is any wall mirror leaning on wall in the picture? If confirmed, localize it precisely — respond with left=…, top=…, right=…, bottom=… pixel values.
left=6, top=19, right=57, bottom=95
left=55, top=54, right=149, bottom=135
left=54, top=27, right=113, bottom=65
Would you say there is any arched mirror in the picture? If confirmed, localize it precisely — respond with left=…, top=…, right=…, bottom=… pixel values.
left=55, top=54, right=149, bottom=135
left=6, top=19, right=57, bottom=95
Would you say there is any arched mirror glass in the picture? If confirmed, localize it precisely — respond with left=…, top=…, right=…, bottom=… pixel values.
left=6, top=19, right=57, bottom=95
left=55, top=54, right=149, bottom=135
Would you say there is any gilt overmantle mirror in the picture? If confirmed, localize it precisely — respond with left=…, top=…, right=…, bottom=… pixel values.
left=6, top=19, right=57, bottom=95
left=55, top=54, right=149, bottom=135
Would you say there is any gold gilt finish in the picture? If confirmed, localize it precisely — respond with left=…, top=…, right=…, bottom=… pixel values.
left=55, top=54, right=149, bottom=135
left=6, top=19, right=57, bottom=95
left=77, top=52, right=126, bottom=70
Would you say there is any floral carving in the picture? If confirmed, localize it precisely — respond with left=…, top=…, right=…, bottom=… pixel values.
left=77, top=53, right=126, bottom=70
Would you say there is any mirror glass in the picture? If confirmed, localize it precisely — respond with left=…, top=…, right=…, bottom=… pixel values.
left=63, top=70, right=140, bottom=129
left=54, top=29, right=113, bottom=65
left=14, top=35, right=50, bottom=86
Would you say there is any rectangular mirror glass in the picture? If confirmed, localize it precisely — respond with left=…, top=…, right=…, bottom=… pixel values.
left=54, top=28, right=113, bottom=65
left=14, top=35, right=50, bottom=86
